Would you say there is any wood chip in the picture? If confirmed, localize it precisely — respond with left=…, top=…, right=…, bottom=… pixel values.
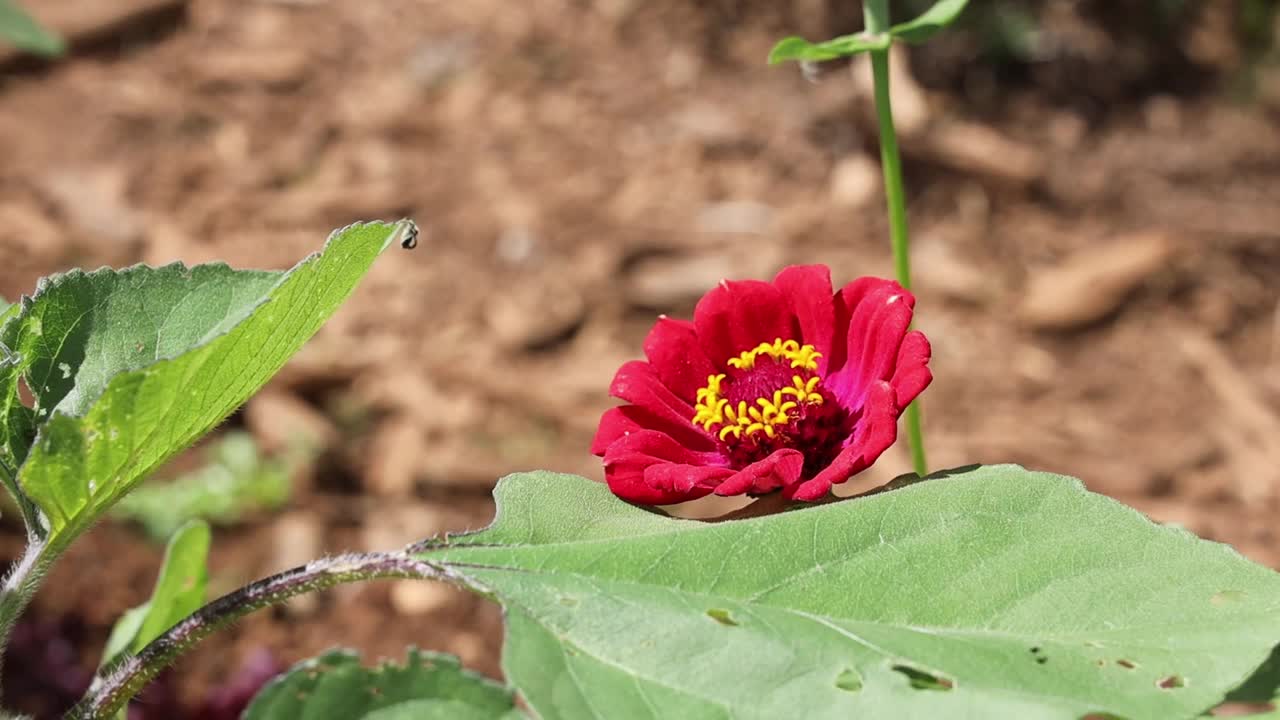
left=389, top=580, right=458, bottom=616
left=1019, top=231, right=1175, bottom=330
left=622, top=243, right=785, bottom=311
left=365, top=416, right=424, bottom=497
left=1178, top=330, right=1280, bottom=503
left=922, top=122, right=1046, bottom=185
left=244, top=390, right=339, bottom=454
left=270, top=511, right=324, bottom=615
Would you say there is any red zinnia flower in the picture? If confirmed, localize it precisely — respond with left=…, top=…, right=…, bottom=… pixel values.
left=592, top=265, right=932, bottom=504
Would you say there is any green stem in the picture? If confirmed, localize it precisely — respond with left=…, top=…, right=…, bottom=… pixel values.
left=864, top=0, right=928, bottom=477
left=66, top=552, right=452, bottom=720
left=0, top=539, right=46, bottom=684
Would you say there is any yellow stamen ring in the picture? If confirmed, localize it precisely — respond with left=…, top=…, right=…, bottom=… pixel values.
left=693, top=342, right=826, bottom=441
left=726, top=338, right=821, bottom=372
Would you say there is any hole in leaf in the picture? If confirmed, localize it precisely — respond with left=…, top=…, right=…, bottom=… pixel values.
left=1157, top=675, right=1185, bottom=690
left=834, top=668, right=862, bottom=692
left=1212, top=590, right=1246, bottom=606
left=891, top=664, right=953, bottom=691
left=1036, top=656, right=1048, bottom=665
left=1030, top=646, right=1042, bottom=654
left=1116, top=659, right=1138, bottom=669
left=706, top=608, right=739, bottom=627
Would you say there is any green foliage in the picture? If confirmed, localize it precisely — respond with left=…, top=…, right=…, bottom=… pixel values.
left=890, top=0, right=970, bottom=44
left=112, top=431, right=295, bottom=541
left=242, top=649, right=522, bottom=720
left=418, top=466, right=1280, bottom=720
left=769, top=0, right=969, bottom=64
left=0, top=220, right=410, bottom=554
left=100, top=520, right=210, bottom=668
left=0, top=0, right=63, bottom=56
left=769, top=33, right=889, bottom=64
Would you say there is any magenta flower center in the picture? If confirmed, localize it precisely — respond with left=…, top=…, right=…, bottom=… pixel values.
left=693, top=339, right=849, bottom=473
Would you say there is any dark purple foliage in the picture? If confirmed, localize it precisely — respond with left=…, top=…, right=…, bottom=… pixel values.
left=2, top=614, right=94, bottom=718
left=3, top=612, right=279, bottom=720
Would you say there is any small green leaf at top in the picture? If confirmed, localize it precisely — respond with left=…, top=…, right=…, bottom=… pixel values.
left=419, top=465, right=1280, bottom=720
left=768, top=0, right=969, bottom=64
left=891, top=0, right=970, bottom=44
left=242, top=649, right=524, bottom=720
left=100, top=520, right=210, bottom=669
left=0, top=0, right=65, bottom=56
left=5, top=220, right=413, bottom=553
left=768, top=32, right=891, bottom=64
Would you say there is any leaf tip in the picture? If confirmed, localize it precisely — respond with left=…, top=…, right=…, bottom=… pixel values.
left=768, top=36, right=812, bottom=65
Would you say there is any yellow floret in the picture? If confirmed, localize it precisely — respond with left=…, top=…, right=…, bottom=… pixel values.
left=726, top=339, right=822, bottom=372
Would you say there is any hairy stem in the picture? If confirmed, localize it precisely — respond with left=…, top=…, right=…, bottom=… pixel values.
left=863, top=0, right=928, bottom=477
left=0, top=539, right=46, bottom=680
left=65, top=551, right=451, bottom=720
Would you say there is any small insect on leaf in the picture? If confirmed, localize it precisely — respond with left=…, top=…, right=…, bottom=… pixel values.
left=399, top=221, right=421, bottom=250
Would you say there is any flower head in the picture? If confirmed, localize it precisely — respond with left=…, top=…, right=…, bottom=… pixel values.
left=592, top=265, right=932, bottom=503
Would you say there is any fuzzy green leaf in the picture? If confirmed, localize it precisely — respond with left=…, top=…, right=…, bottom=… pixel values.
left=5, top=220, right=412, bottom=551
left=242, top=649, right=523, bottom=720
left=890, top=0, right=970, bottom=44
left=0, top=0, right=64, bottom=56
left=768, top=33, right=891, bottom=64
left=420, top=466, right=1280, bottom=720
left=100, top=520, right=210, bottom=668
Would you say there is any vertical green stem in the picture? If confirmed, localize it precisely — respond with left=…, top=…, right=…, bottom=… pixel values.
left=864, top=0, right=928, bottom=477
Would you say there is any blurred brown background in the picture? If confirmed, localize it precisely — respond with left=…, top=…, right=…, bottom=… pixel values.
left=1, top=0, right=1278, bottom=716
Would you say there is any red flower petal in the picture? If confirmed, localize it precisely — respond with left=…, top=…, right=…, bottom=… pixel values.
left=826, top=280, right=915, bottom=410
left=590, top=407, right=643, bottom=456
left=786, top=381, right=898, bottom=501
left=608, top=360, right=716, bottom=451
left=772, top=265, right=836, bottom=371
left=826, top=276, right=886, bottom=373
left=602, top=430, right=730, bottom=504
left=712, top=448, right=805, bottom=496
left=643, top=316, right=716, bottom=403
left=891, top=330, right=932, bottom=408
left=693, top=279, right=794, bottom=369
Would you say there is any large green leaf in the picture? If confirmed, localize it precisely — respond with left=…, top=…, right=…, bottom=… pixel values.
left=242, top=649, right=523, bottom=720
left=5, top=220, right=411, bottom=549
left=0, top=0, right=64, bottom=56
left=100, top=520, right=210, bottom=668
left=419, top=466, right=1280, bottom=720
